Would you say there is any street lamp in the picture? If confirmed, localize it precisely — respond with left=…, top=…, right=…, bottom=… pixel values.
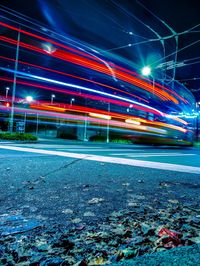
left=141, top=66, right=151, bottom=76
left=26, top=96, right=33, bottom=102
left=51, top=94, right=55, bottom=104
left=141, top=66, right=155, bottom=95
left=70, top=98, right=75, bottom=106
left=5, top=87, right=10, bottom=98
left=24, top=96, right=34, bottom=133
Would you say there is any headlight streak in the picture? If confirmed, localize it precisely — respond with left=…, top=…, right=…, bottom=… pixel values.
left=0, top=21, right=189, bottom=105
left=0, top=91, right=187, bottom=134
left=0, top=105, right=167, bottom=135
left=0, top=21, right=192, bottom=106
left=0, top=67, right=164, bottom=116
left=0, top=21, right=195, bottom=145
left=0, top=55, right=149, bottom=103
left=0, top=76, right=155, bottom=111
left=29, top=102, right=187, bottom=133
left=0, top=76, right=190, bottom=129
left=89, top=113, right=111, bottom=120
left=0, top=33, right=179, bottom=103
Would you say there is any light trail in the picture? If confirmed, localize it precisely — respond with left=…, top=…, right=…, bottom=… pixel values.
left=0, top=68, right=164, bottom=116
left=0, top=55, right=149, bottom=103
left=0, top=33, right=179, bottom=103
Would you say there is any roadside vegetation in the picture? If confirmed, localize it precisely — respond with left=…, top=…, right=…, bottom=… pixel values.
left=89, top=135, right=132, bottom=144
left=0, top=132, right=37, bottom=141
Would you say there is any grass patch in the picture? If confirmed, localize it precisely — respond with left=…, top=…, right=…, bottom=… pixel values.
left=0, top=132, right=37, bottom=141
left=89, top=135, right=132, bottom=144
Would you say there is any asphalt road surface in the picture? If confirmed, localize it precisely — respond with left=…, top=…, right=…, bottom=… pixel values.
left=0, top=139, right=199, bottom=265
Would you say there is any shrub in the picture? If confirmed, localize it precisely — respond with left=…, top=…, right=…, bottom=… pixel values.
left=0, top=132, right=37, bottom=141
left=89, top=135, right=132, bottom=144
left=89, top=135, right=107, bottom=142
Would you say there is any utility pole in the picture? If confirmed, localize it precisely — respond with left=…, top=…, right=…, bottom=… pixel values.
left=9, top=28, right=20, bottom=133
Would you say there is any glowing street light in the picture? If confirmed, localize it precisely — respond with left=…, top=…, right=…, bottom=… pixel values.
left=141, top=66, right=151, bottom=76
left=70, top=98, right=75, bottom=106
left=5, top=87, right=10, bottom=98
left=141, top=66, right=155, bottom=95
left=51, top=94, right=55, bottom=104
left=26, top=96, right=33, bottom=102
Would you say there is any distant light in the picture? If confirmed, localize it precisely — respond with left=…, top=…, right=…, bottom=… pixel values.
left=42, top=43, right=56, bottom=54
left=71, top=98, right=75, bottom=102
left=6, top=87, right=10, bottom=90
left=89, top=113, right=111, bottom=120
left=141, top=66, right=151, bottom=76
left=125, top=119, right=141, bottom=125
left=52, top=94, right=55, bottom=98
left=26, top=96, right=33, bottom=102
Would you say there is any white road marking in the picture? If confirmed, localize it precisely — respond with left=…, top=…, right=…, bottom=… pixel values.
left=110, top=153, right=196, bottom=157
left=1, top=145, right=200, bottom=174
left=56, top=148, right=145, bottom=152
left=6, top=144, right=144, bottom=152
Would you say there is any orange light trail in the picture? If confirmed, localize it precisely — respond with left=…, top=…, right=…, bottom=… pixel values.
left=0, top=55, right=149, bottom=103
left=0, top=31, right=178, bottom=103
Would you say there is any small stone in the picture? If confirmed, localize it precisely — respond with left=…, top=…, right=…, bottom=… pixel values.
left=71, top=218, right=82, bottom=223
left=83, top=211, right=95, bottom=217
left=168, top=199, right=179, bottom=204
left=62, top=209, right=73, bottom=214
left=122, top=183, right=130, bottom=186
left=88, top=198, right=104, bottom=204
left=128, top=202, right=139, bottom=207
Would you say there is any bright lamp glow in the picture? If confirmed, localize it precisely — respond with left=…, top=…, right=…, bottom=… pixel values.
left=89, top=113, right=111, bottom=120
left=142, top=66, right=151, bottom=76
left=125, top=119, right=141, bottom=125
left=26, top=96, right=33, bottom=102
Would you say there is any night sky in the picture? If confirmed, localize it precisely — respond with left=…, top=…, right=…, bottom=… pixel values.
left=0, top=0, right=200, bottom=101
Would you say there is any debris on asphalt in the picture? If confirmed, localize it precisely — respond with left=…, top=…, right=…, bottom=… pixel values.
left=0, top=199, right=199, bottom=265
left=1, top=172, right=200, bottom=266
left=88, top=198, right=104, bottom=204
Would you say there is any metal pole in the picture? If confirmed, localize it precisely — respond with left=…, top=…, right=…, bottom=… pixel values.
left=84, top=99, right=87, bottom=141
left=36, top=114, right=39, bottom=135
left=6, top=88, right=9, bottom=98
left=106, top=102, right=110, bottom=143
left=9, top=28, right=20, bottom=133
left=24, top=112, right=26, bottom=133
left=84, top=114, right=87, bottom=141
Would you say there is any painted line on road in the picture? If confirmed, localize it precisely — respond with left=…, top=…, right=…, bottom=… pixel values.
left=57, top=149, right=145, bottom=152
left=0, top=145, right=200, bottom=174
left=110, top=153, right=196, bottom=157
